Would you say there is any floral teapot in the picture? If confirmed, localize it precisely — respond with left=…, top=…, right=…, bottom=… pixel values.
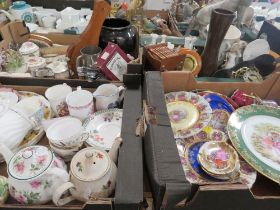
left=52, top=137, right=122, bottom=206
left=0, top=144, right=69, bottom=204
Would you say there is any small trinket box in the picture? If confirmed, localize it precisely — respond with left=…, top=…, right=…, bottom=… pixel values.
left=144, top=43, right=185, bottom=71
left=96, top=42, right=130, bottom=81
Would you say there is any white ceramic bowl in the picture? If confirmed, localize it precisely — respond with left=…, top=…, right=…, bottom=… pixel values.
left=46, top=117, right=84, bottom=148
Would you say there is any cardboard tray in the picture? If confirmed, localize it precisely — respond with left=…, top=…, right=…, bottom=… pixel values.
left=144, top=71, right=280, bottom=210
left=0, top=73, right=143, bottom=210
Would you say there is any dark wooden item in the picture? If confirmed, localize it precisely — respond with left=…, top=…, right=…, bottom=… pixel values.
left=67, top=0, right=111, bottom=76
left=199, top=9, right=235, bottom=77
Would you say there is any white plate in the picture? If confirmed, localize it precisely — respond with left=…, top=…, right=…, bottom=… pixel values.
left=83, top=109, right=122, bottom=150
left=0, top=91, right=18, bottom=107
left=243, top=39, right=270, bottom=61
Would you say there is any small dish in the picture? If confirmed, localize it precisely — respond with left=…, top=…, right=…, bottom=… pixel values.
left=198, top=141, right=240, bottom=180
left=26, top=56, right=46, bottom=72
left=178, top=48, right=202, bottom=76
left=83, top=109, right=122, bottom=150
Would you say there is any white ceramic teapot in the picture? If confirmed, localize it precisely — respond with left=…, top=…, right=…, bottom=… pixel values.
left=0, top=144, right=69, bottom=204
left=52, top=137, right=122, bottom=206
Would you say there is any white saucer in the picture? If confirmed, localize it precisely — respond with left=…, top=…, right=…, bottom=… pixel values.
left=243, top=39, right=270, bottom=61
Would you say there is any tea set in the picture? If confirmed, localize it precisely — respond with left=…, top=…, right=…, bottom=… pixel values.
left=167, top=90, right=280, bottom=186
left=0, top=82, right=125, bottom=205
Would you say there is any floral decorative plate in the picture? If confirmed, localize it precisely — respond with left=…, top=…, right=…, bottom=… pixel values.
left=165, top=92, right=212, bottom=138
left=83, top=109, right=122, bottom=150
left=197, top=141, right=240, bottom=180
left=17, top=91, right=51, bottom=148
left=228, top=105, right=280, bottom=184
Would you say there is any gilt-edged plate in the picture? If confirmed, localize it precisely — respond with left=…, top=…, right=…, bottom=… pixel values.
left=228, top=105, right=280, bottom=184
left=83, top=109, right=122, bottom=150
left=165, top=92, right=212, bottom=138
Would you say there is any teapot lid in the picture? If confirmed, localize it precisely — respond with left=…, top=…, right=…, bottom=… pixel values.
left=70, top=148, right=110, bottom=182
left=8, top=146, right=53, bottom=180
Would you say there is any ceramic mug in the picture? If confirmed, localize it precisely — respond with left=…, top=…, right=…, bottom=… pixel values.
left=93, top=84, right=125, bottom=111
left=66, top=87, right=93, bottom=121
left=45, top=83, right=72, bottom=117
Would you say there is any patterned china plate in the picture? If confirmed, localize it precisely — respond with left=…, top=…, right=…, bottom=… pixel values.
left=178, top=139, right=256, bottom=187
left=197, top=141, right=240, bottom=179
left=16, top=91, right=51, bottom=149
left=83, top=109, right=122, bottom=150
left=0, top=91, right=51, bottom=162
left=165, top=92, right=212, bottom=138
left=203, top=93, right=234, bottom=113
left=228, top=105, right=280, bottom=184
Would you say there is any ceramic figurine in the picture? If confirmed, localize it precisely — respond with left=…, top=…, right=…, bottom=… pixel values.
left=223, top=41, right=247, bottom=69
left=0, top=144, right=69, bottom=204
left=193, top=0, right=253, bottom=39
left=52, top=137, right=123, bottom=206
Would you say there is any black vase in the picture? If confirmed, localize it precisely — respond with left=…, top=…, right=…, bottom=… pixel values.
left=99, top=18, right=137, bottom=57
left=199, top=9, right=235, bottom=77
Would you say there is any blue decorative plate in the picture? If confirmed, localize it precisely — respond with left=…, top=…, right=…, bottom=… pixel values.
left=186, top=141, right=220, bottom=181
left=203, top=93, right=234, bottom=113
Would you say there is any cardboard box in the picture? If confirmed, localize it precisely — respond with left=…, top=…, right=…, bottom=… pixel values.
left=0, top=73, right=144, bottom=210
left=144, top=71, right=280, bottom=210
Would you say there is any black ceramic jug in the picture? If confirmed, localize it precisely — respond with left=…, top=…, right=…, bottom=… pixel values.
left=99, top=18, right=137, bottom=57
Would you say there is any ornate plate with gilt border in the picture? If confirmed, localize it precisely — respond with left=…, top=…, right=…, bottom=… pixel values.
left=165, top=92, right=212, bottom=138
left=228, top=105, right=280, bottom=184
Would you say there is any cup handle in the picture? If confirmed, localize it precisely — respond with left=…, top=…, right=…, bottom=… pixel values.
left=76, top=55, right=83, bottom=70
left=118, top=86, right=126, bottom=103
left=53, top=182, right=75, bottom=206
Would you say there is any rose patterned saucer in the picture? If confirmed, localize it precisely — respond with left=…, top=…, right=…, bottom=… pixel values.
left=83, top=109, right=122, bottom=150
left=165, top=92, right=212, bottom=138
left=198, top=141, right=240, bottom=180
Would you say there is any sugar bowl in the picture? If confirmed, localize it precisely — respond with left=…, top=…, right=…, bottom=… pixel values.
left=53, top=137, right=122, bottom=206
left=0, top=144, right=69, bottom=204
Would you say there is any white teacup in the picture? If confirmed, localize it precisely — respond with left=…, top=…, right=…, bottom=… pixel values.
left=66, top=87, right=93, bottom=121
left=50, top=142, right=83, bottom=162
left=46, top=117, right=84, bottom=148
left=42, top=15, right=57, bottom=28
left=93, top=84, right=125, bottom=111
left=45, top=83, right=72, bottom=117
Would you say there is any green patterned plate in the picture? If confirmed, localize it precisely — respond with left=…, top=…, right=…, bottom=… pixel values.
left=228, top=105, right=280, bottom=183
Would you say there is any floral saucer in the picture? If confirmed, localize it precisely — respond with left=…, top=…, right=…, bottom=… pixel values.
left=198, top=141, right=240, bottom=180
left=165, top=92, right=212, bottom=138
left=83, top=109, right=122, bottom=150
